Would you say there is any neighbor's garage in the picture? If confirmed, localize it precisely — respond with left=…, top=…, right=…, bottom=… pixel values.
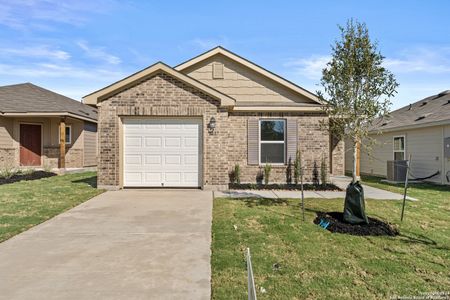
left=123, top=118, right=202, bottom=187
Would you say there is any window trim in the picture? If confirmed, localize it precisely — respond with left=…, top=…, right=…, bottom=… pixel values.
left=58, top=125, right=72, bottom=145
left=393, top=135, right=406, bottom=160
left=258, top=119, right=286, bottom=165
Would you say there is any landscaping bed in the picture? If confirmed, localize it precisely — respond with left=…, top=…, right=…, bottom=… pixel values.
left=314, top=211, right=399, bottom=236
left=0, top=170, right=56, bottom=185
left=228, top=183, right=341, bottom=191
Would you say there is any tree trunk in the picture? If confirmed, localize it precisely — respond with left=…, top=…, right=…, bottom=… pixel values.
left=352, top=139, right=360, bottom=183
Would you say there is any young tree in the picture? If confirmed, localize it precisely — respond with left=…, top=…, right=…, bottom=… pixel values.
left=318, top=19, right=398, bottom=183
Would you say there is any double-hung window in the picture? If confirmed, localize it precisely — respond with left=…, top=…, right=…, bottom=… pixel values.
left=59, top=125, right=72, bottom=145
left=393, top=136, right=405, bottom=160
left=259, top=119, right=285, bottom=164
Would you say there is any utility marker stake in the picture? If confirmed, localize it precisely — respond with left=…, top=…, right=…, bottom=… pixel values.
left=401, top=154, right=412, bottom=222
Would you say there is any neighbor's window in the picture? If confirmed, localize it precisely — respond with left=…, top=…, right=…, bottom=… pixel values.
left=59, top=126, right=72, bottom=145
left=260, top=119, right=285, bottom=164
left=393, top=136, right=405, bottom=160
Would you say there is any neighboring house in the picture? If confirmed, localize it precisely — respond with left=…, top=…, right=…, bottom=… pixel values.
left=83, top=46, right=344, bottom=190
left=0, top=83, right=98, bottom=169
left=345, top=90, right=450, bottom=185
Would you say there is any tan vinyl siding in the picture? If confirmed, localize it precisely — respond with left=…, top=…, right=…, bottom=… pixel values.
left=83, top=121, right=97, bottom=166
left=182, top=54, right=315, bottom=104
left=444, top=125, right=450, bottom=184
left=346, top=125, right=448, bottom=184
left=406, top=127, right=442, bottom=184
left=247, top=118, right=259, bottom=165
left=0, top=116, right=14, bottom=148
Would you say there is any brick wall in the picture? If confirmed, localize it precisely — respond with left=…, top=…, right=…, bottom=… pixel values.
left=43, top=146, right=84, bottom=168
left=0, top=148, right=15, bottom=169
left=97, top=72, right=343, bottom=189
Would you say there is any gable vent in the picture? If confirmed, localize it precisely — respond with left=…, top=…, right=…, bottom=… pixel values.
left=212, top=63, right=224, bottom=79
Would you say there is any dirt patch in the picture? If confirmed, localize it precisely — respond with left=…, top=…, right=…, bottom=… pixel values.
left=314, top=212, right=399, bottom=236
left=0, top=171, right=57, bottom=185
left=229, top=183, right=341, bottom=191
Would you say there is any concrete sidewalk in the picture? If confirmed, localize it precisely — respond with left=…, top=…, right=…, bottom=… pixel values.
left=215, top=176, right=417, bottom=201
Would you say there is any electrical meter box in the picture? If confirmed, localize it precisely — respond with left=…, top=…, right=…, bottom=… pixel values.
left=445, top=137, right=450, bottom=158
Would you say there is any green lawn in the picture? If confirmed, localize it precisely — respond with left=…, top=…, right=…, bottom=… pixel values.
left=212, top=178, right=450, bottom=299
left=0, top=171, right=104, bottom=243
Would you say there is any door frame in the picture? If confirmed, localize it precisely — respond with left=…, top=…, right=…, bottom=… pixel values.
left=19, top=122, right=43, bottom=167
left=119, top=116, right=204, bottom=189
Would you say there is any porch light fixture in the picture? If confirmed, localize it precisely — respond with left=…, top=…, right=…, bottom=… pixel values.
left=208, top=117, right=216, bottom=134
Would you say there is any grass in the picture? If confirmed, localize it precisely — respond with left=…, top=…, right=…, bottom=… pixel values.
left=211, top=177, right=450, bottom=299
left=0, top=171, right=104, bottom=243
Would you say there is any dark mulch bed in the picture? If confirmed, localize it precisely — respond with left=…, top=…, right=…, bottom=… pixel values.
left=0, top=171, right=57, bottom=185
left=229, top=183, right=341, bottom=191
left=314, top=212, right=399, bottom=236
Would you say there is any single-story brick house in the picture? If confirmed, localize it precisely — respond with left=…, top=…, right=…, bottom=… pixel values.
left=345, top=90, right=450, bottom=185
left=83, top=47, right=344, bottom=190
left=0, top=83, right=97, bottom=169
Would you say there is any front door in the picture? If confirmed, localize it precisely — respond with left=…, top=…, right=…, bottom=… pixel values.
left=20, top=124, right=42, bottom=166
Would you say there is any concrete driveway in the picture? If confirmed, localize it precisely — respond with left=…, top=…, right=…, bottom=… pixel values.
left=0, top=190, right=213, bottom=300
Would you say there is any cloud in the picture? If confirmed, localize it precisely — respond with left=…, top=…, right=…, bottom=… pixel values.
left=0, top=0, right=121, bottom=30
left=384, top=47, right=450, bottom=74
left=285, top=55, right=330, bottom=80
left=0, top=45, right=70, bottom=60
left=77, top=40, right=121, bottom=65
left=0, top=62, right=123, bottom=81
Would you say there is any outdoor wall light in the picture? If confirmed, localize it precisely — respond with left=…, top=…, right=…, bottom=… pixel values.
left=208, top=117, right=216, bottom=134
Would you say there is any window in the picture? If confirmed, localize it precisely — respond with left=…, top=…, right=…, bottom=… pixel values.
left=259, top=119, right=285, bottom=164
left=393, top=136, right=405, bottom=160
left=59, top=125, right=71, bottom=145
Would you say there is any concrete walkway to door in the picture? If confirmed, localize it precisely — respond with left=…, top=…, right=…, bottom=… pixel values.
left=0, top=190, right=213, bottom=300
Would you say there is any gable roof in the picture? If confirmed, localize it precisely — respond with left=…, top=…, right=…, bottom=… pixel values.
left=175, top=46, right=323, bottom=105
left=0, top=83, right=97, bottom=122
left=370, top=90, right=450, bottom=132
left=83, top=62, right=235, bottom=107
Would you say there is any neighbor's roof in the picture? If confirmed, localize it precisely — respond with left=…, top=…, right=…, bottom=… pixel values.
left=0, top=83, right=97, bottom=122
left=175, top=46, right=323, bottom=105
left=370, top=90, right=450, bottom=132
left=83, top=62, right=235, bottom=107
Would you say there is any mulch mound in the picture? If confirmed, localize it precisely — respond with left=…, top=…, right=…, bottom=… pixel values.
left=314, top=212, right=399, bottom=236
left=228, top=183, right=341, bottom=191
left=0, top=171, right=57, bottom=185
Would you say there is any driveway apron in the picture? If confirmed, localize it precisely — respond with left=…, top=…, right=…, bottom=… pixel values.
left=0, top=189, right=213, bottom=300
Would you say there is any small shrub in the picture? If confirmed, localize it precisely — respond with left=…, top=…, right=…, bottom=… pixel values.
left=320, top=155, right=328, bottom=187
left=312, top=161, right=319, bottom=186
left=43, top=162, right=52, bottom=173
left=0, top=164, right=16, bottom=179
left=294, top=150, right=302, bottom=185
left=286, top=157, right=292, bottom=184
left=234, top=164, right=241, bottom=184
left=264, top=164, right=272, bottom=185
left=256, top=169, right=264, bottom=185
left=21, top=168, right=34, bottom=176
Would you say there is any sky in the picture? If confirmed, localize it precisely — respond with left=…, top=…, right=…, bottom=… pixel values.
left=0, top=0, right=449, bottom=110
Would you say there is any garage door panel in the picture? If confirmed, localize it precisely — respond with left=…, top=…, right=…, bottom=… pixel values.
left=145, top=155, right=161, bottom=165
left=123, top=118, right=201, bottom=187
left=164, top=137, right=181, bottom=147
left=125, top=154, right=142, bottom=165
left=125, top=136, right=142, bottom=147
left=145, top=137, right=162, bottom=147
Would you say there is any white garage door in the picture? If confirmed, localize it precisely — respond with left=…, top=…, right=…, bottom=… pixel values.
left=123, top=118, right=201, bottom=187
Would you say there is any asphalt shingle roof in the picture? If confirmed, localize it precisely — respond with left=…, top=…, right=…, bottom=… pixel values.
left=0, top=83, right=97, bottom=122
left=370, top=90, right=450, bottom=132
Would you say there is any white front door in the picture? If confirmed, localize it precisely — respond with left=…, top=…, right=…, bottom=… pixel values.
left=123, top=118, right=202, bottom=187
